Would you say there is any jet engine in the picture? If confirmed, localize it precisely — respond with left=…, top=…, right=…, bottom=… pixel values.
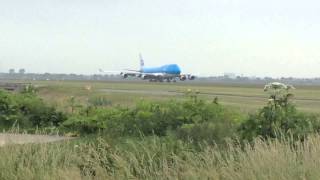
left=188, top=75, right=196, bottom=80
left=180, top=75, right=187, bottom=81
left=141, top=74, right=147, bottom=80
left=120, top=72, right=128, bottom=79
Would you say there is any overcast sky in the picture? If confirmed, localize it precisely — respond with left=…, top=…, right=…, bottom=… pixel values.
left=0, top=0, right=319, bottom=77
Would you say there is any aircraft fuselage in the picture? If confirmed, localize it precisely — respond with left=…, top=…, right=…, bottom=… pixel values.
left=142, top=64, right=181, bottom=75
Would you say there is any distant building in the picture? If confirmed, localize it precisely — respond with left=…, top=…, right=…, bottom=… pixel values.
left=224, top=73, right=236, bottom=79
left=19, top=68, right=26, bottom=74
left=9, top=69, right=15, bottom=74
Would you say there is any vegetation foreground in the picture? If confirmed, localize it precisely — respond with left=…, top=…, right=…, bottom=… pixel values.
left=2, top=135, right=320, bottom=180
left=1, top=82, right=320, bottom=179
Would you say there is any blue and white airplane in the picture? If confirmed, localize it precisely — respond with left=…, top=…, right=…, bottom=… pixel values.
left=118, top=54, right=195, bottom=82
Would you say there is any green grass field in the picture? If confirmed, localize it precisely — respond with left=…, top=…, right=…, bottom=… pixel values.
left=28, top=80, right=320, bottom=113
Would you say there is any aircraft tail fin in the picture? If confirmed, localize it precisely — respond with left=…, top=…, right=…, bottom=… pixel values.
left=139, top=53, right=144, bottom=71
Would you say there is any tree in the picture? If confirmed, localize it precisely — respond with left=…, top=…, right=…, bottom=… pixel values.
left=19, top=69, right=26, bottom=74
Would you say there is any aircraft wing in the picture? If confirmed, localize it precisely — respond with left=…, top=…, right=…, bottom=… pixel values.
left=99, top=69, right=141, bottom=74
left=98, top=69, right=122, bottom=74
left=123, top=69, right=141, bottom=73
left=99, top=69, right=143, bottom=78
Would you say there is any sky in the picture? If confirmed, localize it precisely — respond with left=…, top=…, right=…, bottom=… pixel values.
left=0, top=0, right=320, bottom=78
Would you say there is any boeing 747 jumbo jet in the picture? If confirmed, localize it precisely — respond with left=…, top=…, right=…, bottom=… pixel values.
left=101, top=54, right=196, bottom=82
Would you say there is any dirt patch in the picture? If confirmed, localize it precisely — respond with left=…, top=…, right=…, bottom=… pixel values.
left=0, top=133, right=75, bottom=146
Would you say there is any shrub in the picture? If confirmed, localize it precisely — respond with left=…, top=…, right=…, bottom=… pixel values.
left=17, top=93, right=67, bottom=127
left=63, top=108, right=126, bottom=134
left=176, top=102, right=242, bottom=144
left=0, top=90, right=66, bottom=130
left=240, top=82, right=318, bottom=141
left=63, top=92, right=243, bottom=145
left=0, top=91, right=21, bottom=128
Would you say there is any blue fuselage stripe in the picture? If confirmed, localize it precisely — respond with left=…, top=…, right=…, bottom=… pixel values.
left=142, top=64, right=181, bottom=75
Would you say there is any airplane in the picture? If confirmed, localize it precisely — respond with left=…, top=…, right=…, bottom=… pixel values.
left=107, top=54, right=196, bottom=82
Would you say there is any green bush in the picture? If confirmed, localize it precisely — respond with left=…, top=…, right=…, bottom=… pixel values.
left=240, top=82, right=319, bottom=141
left=63, top=94, right=243, bottom=145
left=0, top=91, right=21, bottom=127
left=17, top=93, right=67, bottom=127
left=0, top=90, right=67, bottom=130
left=176, top=101, right=242, bottom=144
left=239, top=105, right=316, bottom=141
left=63, top=107, right=126, bottom=134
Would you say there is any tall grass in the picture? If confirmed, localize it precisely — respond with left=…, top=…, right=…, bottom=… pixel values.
left=1, top=135, right=320, bottom=179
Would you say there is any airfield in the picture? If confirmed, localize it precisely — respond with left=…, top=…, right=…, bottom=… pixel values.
left=1, top=79, right=318, bottom=145
left=26, top=80, right=320, bottom=114
left=1, top=79, right=320, bottom=179
left=2, top=79, right=320, bottom=146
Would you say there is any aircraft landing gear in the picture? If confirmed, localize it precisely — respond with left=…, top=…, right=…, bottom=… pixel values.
left=149, top=78, right=177, bottom=83
left=149, top=79, right=163, bottom=82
